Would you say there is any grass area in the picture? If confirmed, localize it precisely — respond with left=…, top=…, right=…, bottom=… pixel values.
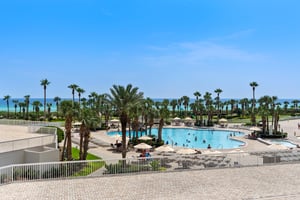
left=71, top=147, right=105, bottom=177
left=72, top=147, right=101, bottom=160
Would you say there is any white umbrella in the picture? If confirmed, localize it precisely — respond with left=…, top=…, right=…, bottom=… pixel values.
left=138, top=135, right=153, bottom=140
left=134, top=143, right=152, bottom=150
left=176, top=148, right=197, bottom=155
left=155, top=145, right=175, bottom=153
left=184, top=117, right=193, bottom=121
left=219, top=118, right=228, bottom=123
left=173, top=117, right=181, bottom=120
left=110, top=119, right=120, bottom=123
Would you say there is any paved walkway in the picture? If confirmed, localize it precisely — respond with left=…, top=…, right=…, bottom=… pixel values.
left=1, top=163, right=300, bottom=199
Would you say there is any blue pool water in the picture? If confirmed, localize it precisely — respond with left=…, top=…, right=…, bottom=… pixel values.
left=107, top=128, right=245, bottom=149
left=267, top=139, right=297, bottom=148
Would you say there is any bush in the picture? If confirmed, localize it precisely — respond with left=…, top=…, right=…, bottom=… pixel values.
left=105, top=161, right=151, bottom=174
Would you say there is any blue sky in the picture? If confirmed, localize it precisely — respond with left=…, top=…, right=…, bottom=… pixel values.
left=0, top=0, right=300, bottom=100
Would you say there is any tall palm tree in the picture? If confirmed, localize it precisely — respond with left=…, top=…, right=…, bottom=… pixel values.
left=53, top=96, right=61, bottom=117
left=193, top=91, right=201, bottom=124
left=108, top=84, right=144, bottom=159
left=60, top=100, right=74, bottom=161
left=76, top=87, right=85, bottom=116
left=40, top=79, right=50, bottom=120
left=170, top=99, right=178, bottom=118
left=181, top=96, right=190, bottom=117
left=250, top=81, right=259, bottom=125
left=24, top=95, right=30, bottom=120
left=155, top=99, right=170, bottom=142
left=239, top=98, right=249, bottom=117
left=32, top=100, right=42, bottom=119
left=3, top=95, right=11, bottom=118
left=12, top=99, right=18, bottom=118
left=68, top=84, right=78, bottom=107
left=203, top=92, right=213, bottom=126
left=214, top=88, right=222, bottom=119
left=283, top=101, right=289, bottom=113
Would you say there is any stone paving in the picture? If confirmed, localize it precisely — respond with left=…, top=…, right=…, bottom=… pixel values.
left=1, top=163, right=300, bottom=199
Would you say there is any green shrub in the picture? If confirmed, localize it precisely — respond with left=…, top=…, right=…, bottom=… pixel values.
left=150, top=160, right=160, bottom=171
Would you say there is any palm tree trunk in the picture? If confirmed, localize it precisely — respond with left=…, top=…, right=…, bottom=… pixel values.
left=120, top=113, right=128, bottom=159
left=158, top=118, right=164, bottom=141
left=65, top=114, right=73, bottom=161
left=82, top=129, right=90, bottom=160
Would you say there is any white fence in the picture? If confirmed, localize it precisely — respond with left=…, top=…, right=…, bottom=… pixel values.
left=1, top=149, right=300, bottom=185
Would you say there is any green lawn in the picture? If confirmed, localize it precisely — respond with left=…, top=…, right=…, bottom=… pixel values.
left=72, top=147, right=101, bottom=160
left=71, top=147, right=105, bottom=177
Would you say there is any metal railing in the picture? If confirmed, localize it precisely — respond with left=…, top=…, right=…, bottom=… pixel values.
left=1, top=149, right=300, bottom=185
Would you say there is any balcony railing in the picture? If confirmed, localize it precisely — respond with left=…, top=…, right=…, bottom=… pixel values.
left=1, top=149, right=300, bottom=185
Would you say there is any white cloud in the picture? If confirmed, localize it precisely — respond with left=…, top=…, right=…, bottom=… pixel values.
left=142, top=40, right=266, bottom=68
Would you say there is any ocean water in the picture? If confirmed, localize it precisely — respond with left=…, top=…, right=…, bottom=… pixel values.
left=0, top=98, right=65, bottom=112
left=0, top=98, right=297, bottom=112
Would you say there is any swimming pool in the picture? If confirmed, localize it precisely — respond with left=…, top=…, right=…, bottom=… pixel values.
left=107, top=128, right=245, bottom=149
left=266, top=139, right=297, bottom=148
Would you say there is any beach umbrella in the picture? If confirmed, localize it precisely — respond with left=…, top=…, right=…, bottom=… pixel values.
left=219, top=118, right=228, bottom=123
left=134, top=143, right=152, bottom=150
left=184, top=117, right=193, bottom=121
left=138, top=135, right=153, bottom=141
left=110, top=119, right=120, bottom=123
left=173, top=117, right=181, bottom=120
left=155, top=145, right=175, bottom=153
left=176, top=148, right=197, bottom=155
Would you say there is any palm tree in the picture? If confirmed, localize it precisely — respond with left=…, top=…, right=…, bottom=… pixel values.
left=40, top=79, right=50, bottom=120
left=203, top=92, right=213, bottom=126
left=12, top=99, right=18, bottom=118
left=108, top=84, right=144, bottom=159
left=214, top=88, right=222, bottom=119
left=47, top=103, right=52, bottom=115
left=170, top=99, right=178, bottom=117
left=239, top=98, right=249, bottom=117
left=78, top=109, right=100, bottom=160
left=53, top=96, right=61, bottom=117
left=3, top=95, right=11, bottom=118
left=76, top=87, right=85, bottom=117
left=68, top=84, right=78, bottom=107
left=155, top=99, right=170, bottom=142
left=250, top=81, right=259, bottom=125
left=283, top=101, right=289, bottom=113
left=60, top=100, right=74, bottom=161
left=193, top=91, right=201, bottom=124
left=181, top=96, right=190, bottom=117
left=24, top=95, right=30, bottom=120
left=32, top=101, right=42, bottom=119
